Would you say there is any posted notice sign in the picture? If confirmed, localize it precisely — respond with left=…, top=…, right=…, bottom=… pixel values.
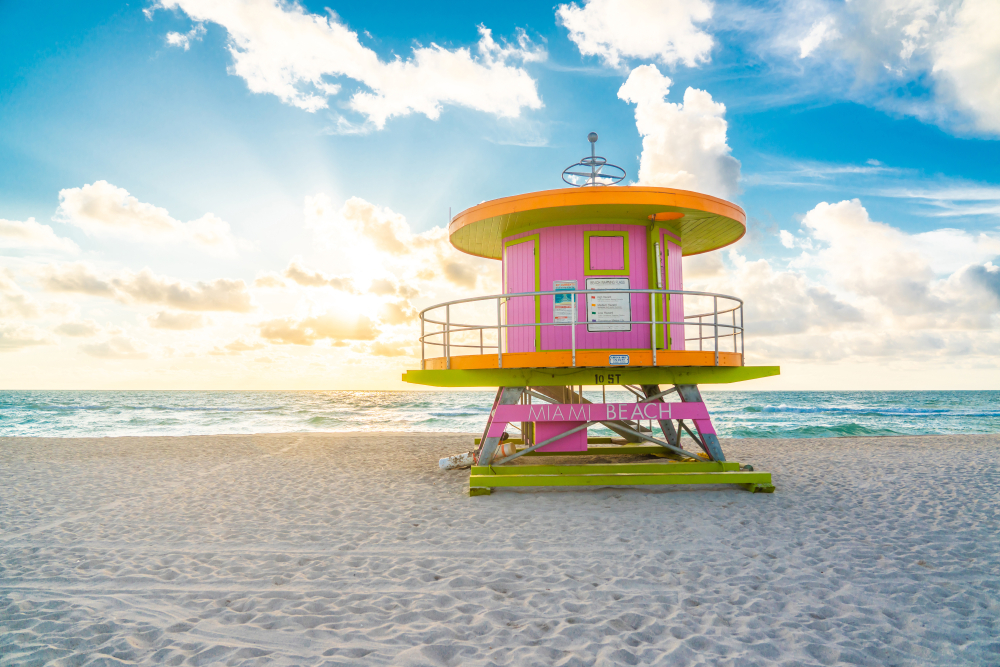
left=552, top=280, right=577, bottom=324
left=585, top=278, right=631, bottom=332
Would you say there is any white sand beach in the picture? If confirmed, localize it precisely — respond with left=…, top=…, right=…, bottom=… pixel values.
left=1, top=432, right=998, bottom=666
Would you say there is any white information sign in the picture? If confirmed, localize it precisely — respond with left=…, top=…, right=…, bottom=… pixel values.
left=585, top=278, right=631, bottom=332
left=552, top=280, right=577, bottom=324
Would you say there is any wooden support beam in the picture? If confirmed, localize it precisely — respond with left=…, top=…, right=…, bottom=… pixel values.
left=641, top=384, right=680, bottom=448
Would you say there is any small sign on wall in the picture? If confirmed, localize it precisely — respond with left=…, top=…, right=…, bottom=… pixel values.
left=585, top=277, right=631, bottom=332
left=552, top=280, right=577, bottom=324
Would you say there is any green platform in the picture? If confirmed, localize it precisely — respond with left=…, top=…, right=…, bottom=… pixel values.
left=468, top=443, right=775, bottom=495
left=405, top=365, right=779, bottom=388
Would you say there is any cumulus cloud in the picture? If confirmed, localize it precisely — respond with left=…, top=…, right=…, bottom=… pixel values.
left=369, top=340, right=411, bottom=357
left=798, top=16, right=838, bottom=59
left=0, top=271, right=41, bottom=319
left=305, top=194, right=494, bottom=291
left=147, top=311, right=207, bottom=330
left=166, top=22, right=205, bottom=50
left=791, top=0, right=1000, bottom=136
left=379, top=300, right=417, bottom=325
left=56, top=181, right=247, bottom=256
left=690, top=198, right=1000, bottom=363
left=0, top=324, right=52, bottom=352
left=283, top=258, right=358, bottom=291
left=39, top=263, right=254, bottom=312
left=80, top=336, right=149, bottom=360
left=796, top=199, right=1000, bottom=327
left=225, top=339, right=265, bottom=352
left=618, top=65, right=740, bottom=199
left=557, top=0, right=713, bottom=68
left=55, top=320, right=101, bottom=337
left=259, top=313, right=378, bottom=345
left=0, top=218, right=78, bottom=252
left=209, top=338, right=267, bottom=355
left=252, top=271, right=287, bottom=288
left=153, top=1, right=544, bottom=128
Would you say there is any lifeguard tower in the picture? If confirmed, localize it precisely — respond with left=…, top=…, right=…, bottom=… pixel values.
left=403, top=134, right=779, bottom=495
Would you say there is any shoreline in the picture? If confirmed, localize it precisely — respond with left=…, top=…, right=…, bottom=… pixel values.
left=3, top=432, right=999, bottom=665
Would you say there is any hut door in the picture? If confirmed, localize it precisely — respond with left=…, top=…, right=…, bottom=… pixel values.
left=504, top=238, right=538, bottom=353
left=662, top=233, right=685, bottom=350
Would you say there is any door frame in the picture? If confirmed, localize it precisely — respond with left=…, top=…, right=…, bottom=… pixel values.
left=502, top=234, right=541, bottom=353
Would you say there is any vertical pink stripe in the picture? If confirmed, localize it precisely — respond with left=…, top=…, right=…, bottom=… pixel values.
left=665, top=237, right=685, bottom=351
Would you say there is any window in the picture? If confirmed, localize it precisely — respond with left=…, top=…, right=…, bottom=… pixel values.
left=584, top=231, right=629, bottom=276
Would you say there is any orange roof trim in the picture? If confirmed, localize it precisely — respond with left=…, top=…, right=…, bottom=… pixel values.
left=448, top=186, right=746, bottom=260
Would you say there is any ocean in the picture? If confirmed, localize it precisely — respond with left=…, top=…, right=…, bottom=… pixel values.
left=1, top=390, right=997, bottom=439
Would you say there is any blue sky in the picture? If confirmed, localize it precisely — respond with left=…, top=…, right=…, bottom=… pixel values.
left=1, top=0, right=999, bottom=389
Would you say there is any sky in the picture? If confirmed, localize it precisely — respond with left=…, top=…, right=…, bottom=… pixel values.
left=1, top=0, right=999, bottom=391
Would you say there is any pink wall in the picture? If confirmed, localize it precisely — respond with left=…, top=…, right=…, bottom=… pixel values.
left=504, top=224, right=653, bottom=351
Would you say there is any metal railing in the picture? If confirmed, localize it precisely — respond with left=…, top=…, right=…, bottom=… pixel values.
left=418, top=289, right=744, bottom=369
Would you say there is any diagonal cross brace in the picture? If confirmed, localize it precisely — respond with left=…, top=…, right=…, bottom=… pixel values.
left=475, top=386, right=525, bottom=465
left=676, top=384, right=726, bottom=461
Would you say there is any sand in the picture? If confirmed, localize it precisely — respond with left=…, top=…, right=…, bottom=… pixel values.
left=1, top=432, right=998, bottom=666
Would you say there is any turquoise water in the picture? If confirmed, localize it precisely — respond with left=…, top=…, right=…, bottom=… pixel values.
left=1, top=390, right=997, bottom=439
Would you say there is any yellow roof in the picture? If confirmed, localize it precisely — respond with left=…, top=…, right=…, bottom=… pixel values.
left=449, top=186, right=746, bottom=260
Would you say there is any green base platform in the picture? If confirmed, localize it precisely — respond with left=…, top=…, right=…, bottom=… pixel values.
left=404, top=365, right=779, bottom=388
left=468, top=443, right=774, bottom=495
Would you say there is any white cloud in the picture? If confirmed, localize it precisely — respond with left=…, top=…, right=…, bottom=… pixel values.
left=779, top=230, right=796, bottom=248
left=55, top=320, right=101, bottom=337
left=147, top=311, right=207, bottom=330
left=56, top=181, right=247, bottom=256
left=618, top=64, right=740, bottom=199
left=931, top=0, right=1000, bottom=134
left=0, top=271, right=41, bottom=319
left=798, top=17, right=838, bottom=58
left=0, top=324, right=52, bottom=352
left=369, top=340, right=411, bottom=358
left=166, top=23, right=205, bottom=50
left=259, top=313, right=378, bottom=345
left=556, top=0, right=714, bottom=68
left=252, top=271, right=287, bottom=288
left=153, top=1, right=544, bottom=128
left=0, top=218, right=78, bottom=253
left=305, top=194, right=495, bottom=292
left=691, top=198, right=1000, bottom=363
left=39, top=263, right=255, bottom=312
left=80, top=336, right=150, bottom=360
left=792, top=0, right=1000, bottom=136
left=283, top=258, right=359, bottom=291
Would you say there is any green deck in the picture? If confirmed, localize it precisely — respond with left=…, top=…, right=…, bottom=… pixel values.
left=404, top=365, right=779, bottom=388
left=469, top=454, right=774, bottom=495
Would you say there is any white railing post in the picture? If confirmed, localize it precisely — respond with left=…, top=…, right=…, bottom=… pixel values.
left=650, top=291, right=656, bottom=367
left=571, top=291, right=577, bottom=367
left=713, top=296, right=719, bottom=367
left=740, top=303, right=745, bottom=366
left=497, top=297, right=503, bottom=369
left=445, top=304, right=451, bottom=370
left=420, top=314, right=425, bottom=370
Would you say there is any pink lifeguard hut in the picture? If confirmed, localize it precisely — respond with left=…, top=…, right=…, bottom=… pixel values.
left=405, top=134, right=779, bottom=495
